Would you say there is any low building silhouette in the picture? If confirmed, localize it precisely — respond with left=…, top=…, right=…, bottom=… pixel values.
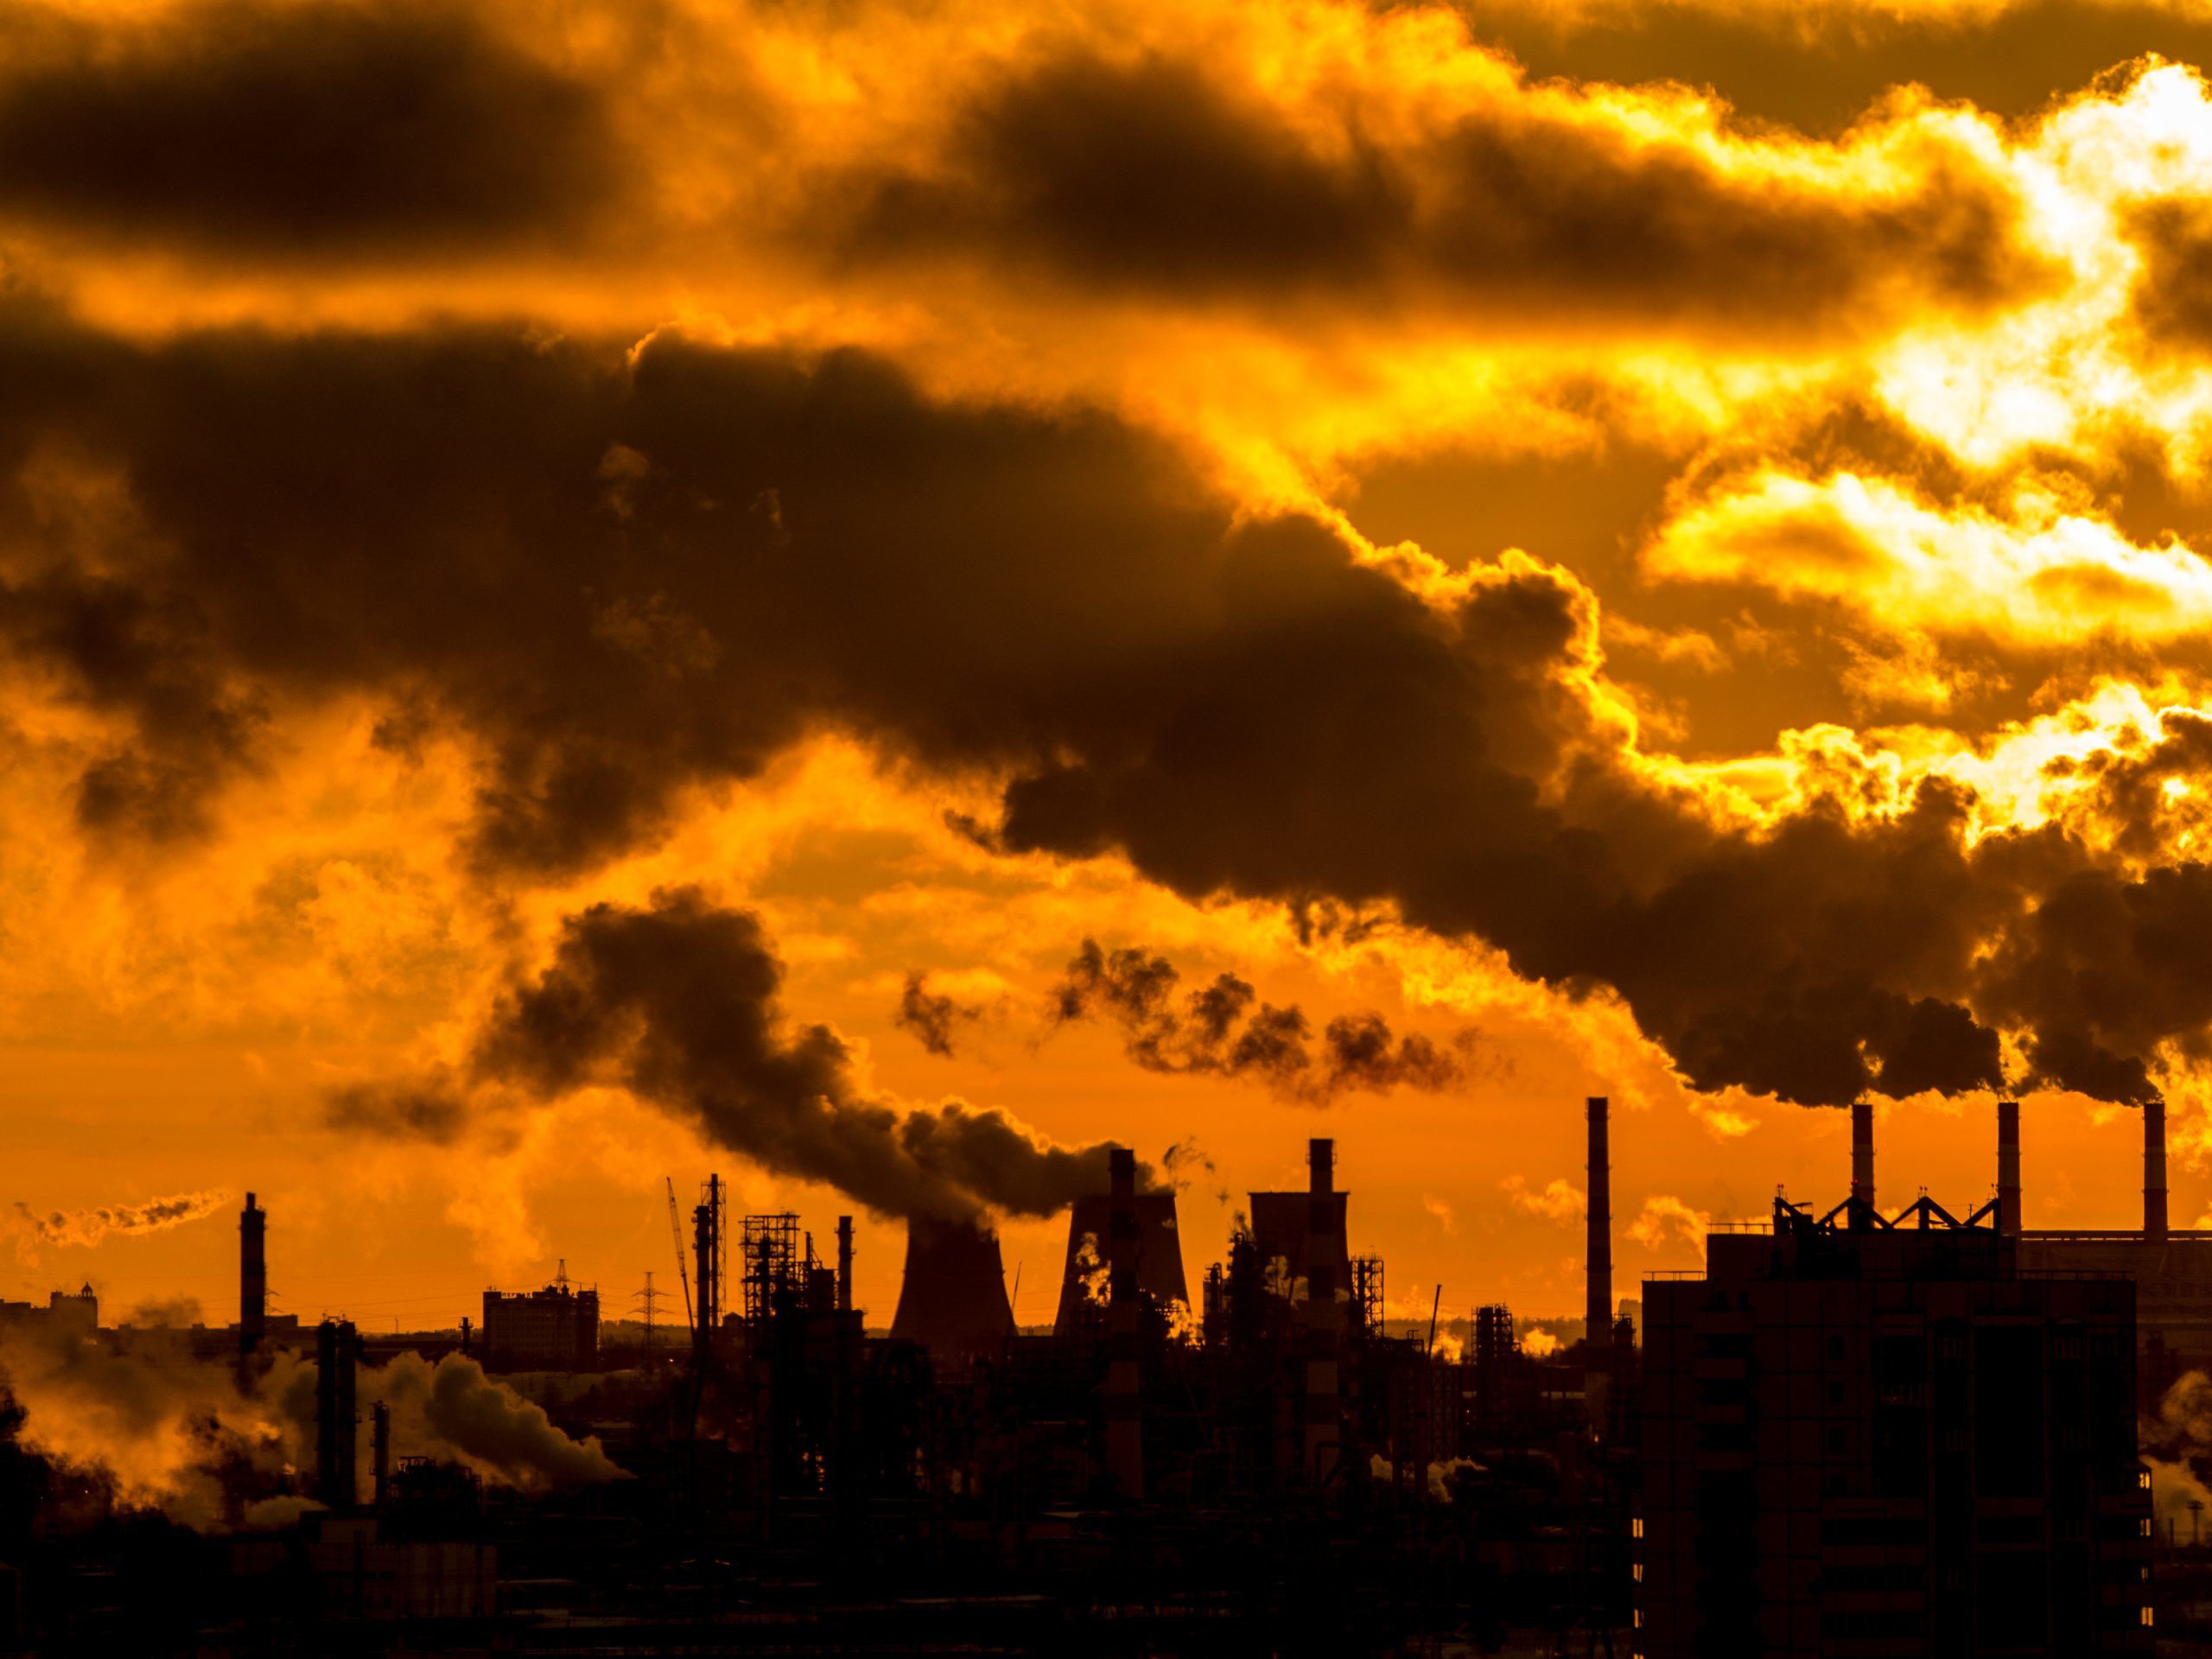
left=480, top=1281, right=599, bottom=1371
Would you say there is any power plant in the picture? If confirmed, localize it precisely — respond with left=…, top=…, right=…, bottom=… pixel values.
left=1836, top=1093, right=2212, bottom=1395
left=3, top=1097, right=2198, bottom=1652
left=1052, top=1183, right=1188, bottom=1336
left=887, top=1214, right=1016, bottom=1361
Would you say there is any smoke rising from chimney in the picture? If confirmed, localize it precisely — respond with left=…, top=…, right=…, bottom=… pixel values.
left=359, top=1352, right=626, bottom=1491
left=330, top=888, right=1142, bottom=1222
left=0, top=1319, right=297, bottom=1531
left=0, top=1319, right=623, bottom=1533
left=10, top=1190, right=231, bottom=1257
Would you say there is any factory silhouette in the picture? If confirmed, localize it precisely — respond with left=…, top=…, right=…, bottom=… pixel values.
left=2, top=1096, right=2207, bottom=1653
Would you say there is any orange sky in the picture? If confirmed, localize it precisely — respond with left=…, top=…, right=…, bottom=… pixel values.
left=10, top=0, right=2212, bottom=1332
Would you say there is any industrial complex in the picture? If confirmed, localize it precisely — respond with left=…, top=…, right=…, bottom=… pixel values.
left=1, top=1096, right=2208, bottom=1653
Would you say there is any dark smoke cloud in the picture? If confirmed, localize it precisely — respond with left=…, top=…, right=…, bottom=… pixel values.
left=2128, top=200, right=2212, bottom=353
left=1974, top=861, right=2212, bottom=1105
left=840, top=51, right=2044, bottom=334
left=1456, top=0, right=2212, bottom=136
left=0, top=310, right=2200, bottom=1107
left=0, top=0, right=615, bottom=257
left=893, top=971, right=985, bottom=1058
left=1050, top=938, right=1469, bottom=1101
left=324, top=1077, right=469, bottom=1143
left=346, top=888, right=1135, bottom=1220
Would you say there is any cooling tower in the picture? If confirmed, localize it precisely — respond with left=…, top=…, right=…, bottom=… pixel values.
left=1248, top=1137, right=1350, bottom=1300
left=889, top=1215, right=1015, bottom=1362
left=1052, top=1191, right=1191, bottom=1336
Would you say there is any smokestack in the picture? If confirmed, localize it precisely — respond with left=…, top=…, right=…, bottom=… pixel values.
left=1105, top=1147, right=1144, bottom=1499
left=315, top=1319, right=358, bottom=1511
left=836, top=1216, right=854, bottom=1313
left=371, top=1401, right=391, bottom=1509
left=238, top=1193, right=266, bottom=1360
left=1305, top=1139, right=1340, bottom=1302
left=1997, top=1100, right=2021, bottom=1237
left=1586, top=1096, right=1611, bottom=1352
left=1302, top=1136, right=1344, bottom=1481
left=693, top=1173, right=723, bottom=1367
left=1850, top=1098, right=1875, bottom=1226
left=2147, top=1097, right=2170, bottom=1242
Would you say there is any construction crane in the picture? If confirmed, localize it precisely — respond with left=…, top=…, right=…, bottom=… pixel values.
left=664, top=1177, right=695, bottom=1335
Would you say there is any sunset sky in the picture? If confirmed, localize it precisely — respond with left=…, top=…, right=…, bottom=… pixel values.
left=10, top=0, right=2212, bottom=1337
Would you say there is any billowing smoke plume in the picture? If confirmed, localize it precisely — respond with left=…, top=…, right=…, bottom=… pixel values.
left=340, top=1353, right=623, bottom=1492
left=0, top=1318, right=621, bottom=1532
left=0, top=1319, right=299, bottom=1532
left=2147, top=1369, right=2212, bottom=1464
left=1049, top=939, right=1469, bottom=1101
left=334, top=888, right=1140, bottom=1221
left=0, top=311, right=2202, bottom=1112
left=10, top=1190, right=230, bottom=1255
left=2144, top=1370, right=2212, bottom=1532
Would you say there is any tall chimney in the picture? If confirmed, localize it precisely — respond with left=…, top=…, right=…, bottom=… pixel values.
left=1301, top=1137, right=1344, bottom=1482
left=1305, top=1141, right=1339, bottom=1302
left=371, top=1401, right=391, bottom=1508
left=238, top=1193, right=266, bottom=1360
left=1850, top=1099, right=1875, bottom=1226
left=836, top=1216, right=854, bottom=1313
left=1104, top=1147, right=1144, bottom=1499
left=1997, top=1100, right=2022, bottom=1237
left=2147, top=1097, right=2170, bottom=1242
left=693, top=1173, right=723, bottom=1367
left=1586, top=1097, right=1611, bottom=1347
left=315, top=1319, right=358, bottom=1511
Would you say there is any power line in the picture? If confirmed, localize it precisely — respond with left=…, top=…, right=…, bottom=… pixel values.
left=632, top=1270, right=672, bottom=1359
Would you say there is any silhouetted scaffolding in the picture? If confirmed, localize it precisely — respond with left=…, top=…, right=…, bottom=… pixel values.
left=1202, top=1260, right=1228, bottom=1348
left=1351, top=1252, right=1384, bottom=1336
left=741, top=1212, right=802, bottom=1323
